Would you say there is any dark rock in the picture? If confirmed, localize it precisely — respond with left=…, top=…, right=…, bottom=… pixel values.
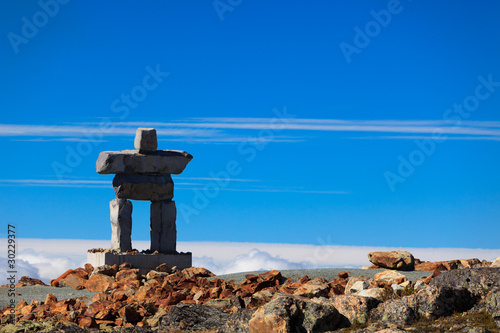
left=112, top=174, right=174, bottom=201
left=248, top=293, right=341, bottom=332
left=430, top=268, right=500, bottom=293
left=159, top=303, right=230, bottom=332
left=485, top=290, right=500, bottom=327
left=220, top=309, right=256, bottom=333
left=413, top=286, right=475, bottom=319
left=371, top=298, right=417, bottom=325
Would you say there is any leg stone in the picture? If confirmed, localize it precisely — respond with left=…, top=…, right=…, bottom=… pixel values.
left=110, top=198, right=133, bottom=252
left=150, top=200, right=176, bottom=253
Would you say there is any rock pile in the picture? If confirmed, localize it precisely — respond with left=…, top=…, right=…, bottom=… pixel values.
left=2, top=254, right=499, bottom=332
left=367, top=250, right=494, bottom=272
left=2, top=264, right=499, bottom=331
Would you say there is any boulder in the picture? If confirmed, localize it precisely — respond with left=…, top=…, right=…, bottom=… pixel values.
left=372, top=298, right=417, bottom=325
left=373, top=270, right=408, bottom=286
left=345, top=276, right=371, bottom=295
left=412, top=285, right=474, bottom=319
left=85, top=274, right=115, bottom=292
left=330, top=295, right=379, bottom=327
left=52, top=268, right=88, bottom=289
left=368, top=251, right=415, bottom=271
left=15, top=276, right=48, bottom=287
left=248, top=293, right=341, bottom=332
left=96, top=149, right=193, bottom=175
left=357, top=288, right=386, bottom=300
left=414, top=261, right=448, bottom=271
left=491, top=257, right=500, bottom=267
left=115, top=268, right=141, bottom=282
left=181, top=267, right=215, bottom=279
left=159, top=303, right=230, bottom=332
left=293, top=278, right=330, bottom=298
left=485, top=290, right=500, bottom=327
left=134, top=128, right=158, bottom=152
left=430, top=268, right=500, bottom=292
left=155, top=263, right=172, bottom=273
left=348, top=280, right=370, bottom=294
left=112, top=174, right=174, bottom=201
left=90, top=265, right=116, bottom=277
left=415, top=259, right=485, bottom=271
left=459, top=258, right=482, bottom=269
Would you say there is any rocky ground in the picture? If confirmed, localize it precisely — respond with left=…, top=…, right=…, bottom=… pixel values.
left=1, top=251, right=499, bottom=332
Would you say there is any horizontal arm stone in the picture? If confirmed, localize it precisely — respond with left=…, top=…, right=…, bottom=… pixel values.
left=96, top=150, right=193, bottom=175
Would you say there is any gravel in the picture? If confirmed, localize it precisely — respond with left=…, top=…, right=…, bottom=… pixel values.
left=0, top=286, right=97, bottom=309
left=0, top=268, right=432, bottom=309
left=212, top=268, right=433, bottom=283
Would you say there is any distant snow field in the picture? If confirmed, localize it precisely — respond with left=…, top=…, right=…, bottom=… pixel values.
left=2, top=238, right=499, bottom=284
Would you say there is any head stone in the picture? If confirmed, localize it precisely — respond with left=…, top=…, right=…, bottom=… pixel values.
left=134, top=128, right=158, bottom=153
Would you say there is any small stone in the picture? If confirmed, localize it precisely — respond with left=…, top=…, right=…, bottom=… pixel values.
left=357, top=288, right=386, bottom=300
left=349, top=280, right=369, bottom=294
left=345, top=276, right=371, bottom=295
left=391, top=284, right=405, bottom=295
left=414, top=280, right=425, bottom=291
left=134, top=128, right=158, bottom=152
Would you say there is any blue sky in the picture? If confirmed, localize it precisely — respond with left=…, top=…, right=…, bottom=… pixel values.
left=1, top=1, right=500, bottom=250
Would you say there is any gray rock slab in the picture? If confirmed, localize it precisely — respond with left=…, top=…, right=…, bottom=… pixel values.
left=87, top=251, right=192, bottom=275
left=96, top=149, right=193, bottom=175
left=113, top=174, right=174, bottom=201
left=134, top=128, right=157, bottom=152
left=150, top=200, right=177, bottom=253
left=110, top=198, right=133, bottom=252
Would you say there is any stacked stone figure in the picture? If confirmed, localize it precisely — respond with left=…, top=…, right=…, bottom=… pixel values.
left=96, top=128, right=193, bottom=253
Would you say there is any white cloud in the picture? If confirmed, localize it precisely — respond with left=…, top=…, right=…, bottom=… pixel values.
left=212, top=248, right=311, bottom=275
left=2, top=118, right=500, bottom=143
left=5, top=239, right=499, bottom=284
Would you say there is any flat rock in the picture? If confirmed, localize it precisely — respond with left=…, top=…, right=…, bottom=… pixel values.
left=96, top=150, right=193, bottom=175
left=113, top=174, right=174, bottom=201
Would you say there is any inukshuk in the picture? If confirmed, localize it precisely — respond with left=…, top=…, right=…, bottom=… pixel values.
left=96, top=128, right=193, bottom=253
